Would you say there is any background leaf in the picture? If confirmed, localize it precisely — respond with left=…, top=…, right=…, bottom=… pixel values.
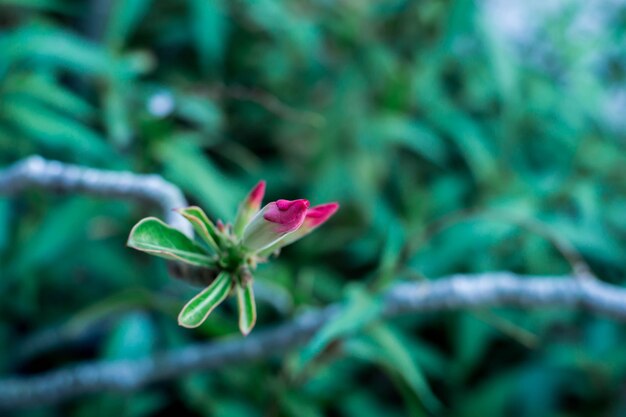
left=2, top=0, right=626, bottom=415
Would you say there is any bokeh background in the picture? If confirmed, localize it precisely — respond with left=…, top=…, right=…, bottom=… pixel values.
left=2, top=0, right=626, bottom=416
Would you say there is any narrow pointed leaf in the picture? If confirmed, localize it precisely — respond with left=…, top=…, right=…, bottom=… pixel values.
left=367, top=324, right=442, bottom=413
left=175, top=206, right=221, bottom=251
left=127, top=217, right=215, bottom=267
left=178, top=272, right=231, bottom=328
left=237, top=282, right=257, bottom=336
left=299, top=285, right=383, bottom=368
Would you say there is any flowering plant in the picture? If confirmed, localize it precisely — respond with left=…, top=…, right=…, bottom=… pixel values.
left=127, top=181, right=338, bottom=335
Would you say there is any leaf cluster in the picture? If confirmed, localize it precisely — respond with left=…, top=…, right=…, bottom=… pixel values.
left=2, top=0, right=626, bottom=416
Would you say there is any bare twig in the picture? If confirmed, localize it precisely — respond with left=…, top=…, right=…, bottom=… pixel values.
left=1, top=273, right=626, bottom=408
left=0, top=156, right=192, bottom=236
left=2, top=157, right=625, bottom=408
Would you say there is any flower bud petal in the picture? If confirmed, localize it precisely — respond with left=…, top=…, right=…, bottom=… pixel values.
left=302, top=202, right=340, bottom=230
left=242, top=199, right=309, bottom=252
left=257, top=202, right=339, bottom=256
left=247, top=180, right=266, bottom=209
left=234, top=180, right=266, bottom=237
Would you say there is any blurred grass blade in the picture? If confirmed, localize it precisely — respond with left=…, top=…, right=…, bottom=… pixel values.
left=127, top=217, right=215, bottom=267
left=367, top=324, right=442, bottom=413
left=479, top=12, right=518, bottom=104
left=427, top=104, right=496, bottom=182
left=103, top=312, right=156, bottom=360
left=103, top=80, right=132, bottom=148
left=372, top=113, right=448, bottom=165
left=4, top=73, right=96, bottom=120
left=3, top=97, right=114, bottom=161
left=106, top=0, right=152, bottom=51
left=159, top=140, right=242, bottom=220
left=375, top=219, right=406, bottom=289
left=0, top=199, right=9, bottom=253
left=9, top=198, right=99, bottom=275
left=1, top=24, right=149, bottom=79
left=236, top=282, right=256, bottom=336
left=299, top=285, right=383, bottom=368
left=0, top=0, right=75, bottom=13
left=3, top=24, right=114, bottom=77
left=178, top=271, right=231, bottom=328
left=174, top=94, right=222, bottom=132
left=188, top=0, right=227, bottom=74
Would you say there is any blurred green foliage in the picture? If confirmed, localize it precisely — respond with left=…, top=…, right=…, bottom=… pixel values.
left=1, top=0, right=626, bottom=416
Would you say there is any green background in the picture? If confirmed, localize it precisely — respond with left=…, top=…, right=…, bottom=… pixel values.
left=1, top=0, right=626, bottom=415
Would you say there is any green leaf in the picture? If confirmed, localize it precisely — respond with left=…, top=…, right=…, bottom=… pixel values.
left=188, top=0, right=227, bottom=74
left=178, top=272, right=232, bottom=328
left=10, top=197, right=98, bottom=274
left=102, top=312, right=156, bottom=360
left=159, top=140, right=241, bottom=221
left=236, top=282, right=256, bottom=336
left=175, top=206, right=221, bottom=251
left=368, top=324, right=442, bottom=413
left=424, top=101, right=497, bottom=182
left=103, top=81, right=132, bottom=148
left=299, top=285, right=383, bottom=368
left=2, top=24, right=115, bottom=77
left=375, top=219, right=406, bottom=289
left=127, top=217, right=215, bottom=267
left=106, top=0, right=152, bottom=51
left=4, top=73, right=96, bottom=121
left=372, top=114, right=448, bottom=165
left=455, top=313, right=495, bottom=373
left=3, top=96, right=114, bottom=161
left=174, top=94, right=222, bottom=132
left=0, top=198, right=9, bottom=253
left=0, top=0, right=75, bottom=14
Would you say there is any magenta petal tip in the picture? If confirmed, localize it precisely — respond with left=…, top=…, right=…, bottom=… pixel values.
left=247, top=180, right=266, bottom=209
left=304, top=202, right=340, bottom=228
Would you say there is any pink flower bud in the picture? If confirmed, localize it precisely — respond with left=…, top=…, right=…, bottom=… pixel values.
left=234, top=180, right=266, bottom=237
left=246, top=180, right=266, bottom=211
left=242, top=199, right=309, bottom=251
left=302, top=202, right=340, bottom=230
left=256, top=202, right=339, bottom=256
left=263, top=199, right=310, bottom=232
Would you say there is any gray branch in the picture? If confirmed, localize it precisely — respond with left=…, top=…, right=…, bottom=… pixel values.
left=1, top=272, right=626, bottom=408
left=2, top=157, right=626, bottom=408
left=0, top=156, right=192, bottom=236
